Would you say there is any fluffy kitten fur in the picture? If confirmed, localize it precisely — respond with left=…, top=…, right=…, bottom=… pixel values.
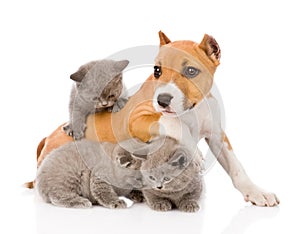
left=140, top=137, right=203, bottom=212
left=36, top=139, right=143, bottom=209
left=64, top=59, right=129, bottom=140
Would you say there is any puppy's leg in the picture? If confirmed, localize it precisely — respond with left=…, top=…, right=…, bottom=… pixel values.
left=206, top=129, right=279, bottom=206
left=197, top=95, right=279, bottom=206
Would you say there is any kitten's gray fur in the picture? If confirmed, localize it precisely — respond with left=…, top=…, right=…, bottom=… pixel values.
left=64, top=59, right=129, bottom=140
left=140, top=137, right=203, bottom=212
left=36, top=139, right=143, bottom=209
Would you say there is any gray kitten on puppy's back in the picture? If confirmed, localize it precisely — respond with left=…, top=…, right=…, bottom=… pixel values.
left=63, top=59, right=129, bottom=140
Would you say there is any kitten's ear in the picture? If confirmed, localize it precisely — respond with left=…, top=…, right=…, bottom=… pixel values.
left=113, top=73, right=122, bottom=82
left=169, top=151, right=187, bottom=169
left=114, top=60, right=129, bottom=72
left=117, top=153, right=134, bottom=168
left=114, top=147, right=138, bottom=168
left=70, top=67, right=88, bottom=82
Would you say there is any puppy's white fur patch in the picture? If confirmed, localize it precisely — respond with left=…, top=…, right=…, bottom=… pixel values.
left=153, top=82, right=185, bottom=115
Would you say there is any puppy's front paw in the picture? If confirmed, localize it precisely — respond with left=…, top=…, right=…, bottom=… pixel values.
left=149, top=199, right=172, bottom=212
left=178, top=200, right=199, bottom=212
left=243, top=185, right=280, bottom=207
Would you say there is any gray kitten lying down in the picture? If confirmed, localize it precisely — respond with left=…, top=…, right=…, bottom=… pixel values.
left=36, top=139, right=143, bottom=209
left=63, top=59, right=129, bottom=140
left=36, top=137, right=203, bottom=211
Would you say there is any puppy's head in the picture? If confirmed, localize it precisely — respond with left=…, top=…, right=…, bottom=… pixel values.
left=152, top=31, right=221, bottom=115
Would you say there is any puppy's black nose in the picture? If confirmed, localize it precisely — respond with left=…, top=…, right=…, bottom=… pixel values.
left=157, top=93, right=173, bottom=108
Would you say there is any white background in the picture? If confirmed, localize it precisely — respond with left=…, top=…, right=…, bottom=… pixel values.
left=1, top=0, right=299, bottom=233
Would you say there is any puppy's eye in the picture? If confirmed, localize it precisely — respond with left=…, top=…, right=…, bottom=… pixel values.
left=154, top=66, right=162, bottom=79
left=108, top=94, right=115, bottom=99
left=149, top=176, right=156, bottom=181
left=183, top=66, right=200, bottom=78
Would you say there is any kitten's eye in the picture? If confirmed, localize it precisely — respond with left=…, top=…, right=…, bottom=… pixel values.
left=163, top=177, right=171, bottom=182
left=92, top=97, right=98, bottom=101
left=154, top=66, right=162, bottom=79
left=183, top=66, right=200, bottom=79
left=108, top=94, right=115, bottom=99
left=149, top=176, right=156, bottom=181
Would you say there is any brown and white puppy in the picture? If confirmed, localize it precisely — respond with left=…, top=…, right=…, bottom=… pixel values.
left=151, top=31, right=279, bottom=207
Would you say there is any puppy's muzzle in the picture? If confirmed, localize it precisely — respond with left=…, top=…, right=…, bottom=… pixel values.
left=157, top=93, right=173, bottom=108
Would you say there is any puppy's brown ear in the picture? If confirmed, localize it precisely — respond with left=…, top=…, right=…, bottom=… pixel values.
left=70, top=67, right=88, bottom=82
left=199, top=34, right=221, bottom=65
left=159, top=31, right=171, bottom=46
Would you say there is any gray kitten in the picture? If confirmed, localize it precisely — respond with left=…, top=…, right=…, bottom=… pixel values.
left=36, top=139, right=143, bottom=209
left=63, top=59, right=129, bottom=140
left=140, top=137, right=203, bottom=212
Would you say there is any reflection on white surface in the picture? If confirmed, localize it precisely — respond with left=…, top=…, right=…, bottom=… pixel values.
left=34, top=192, right=205, bottom=234
left=221, top=206, right=279, bottom=234
left=14, top=186, right=280, bottom=234
left=2, top=170, right=297, bottom=234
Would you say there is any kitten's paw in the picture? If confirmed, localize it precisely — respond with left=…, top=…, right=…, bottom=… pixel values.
left=107, top=199, right=127, bottom=209
left=71, top=130, right=85, bottom=140
left=66, top=123, right=86, bottom=140
left=51, top=197, right=92, bottom=209
left=62, top=125, right=82, bottom=139
left=178, top=200, right=199, bottom=213
left=128, top=190, right=145, bottom=203
left=62, top=123, right=72, bottom=135
left=150, top=200, right=172, bottom=212
left=72, top=199, right=93, bottom=209
left=106, top=106, right=113, bottom=112
left=112, top=97, right=128, bottom=112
